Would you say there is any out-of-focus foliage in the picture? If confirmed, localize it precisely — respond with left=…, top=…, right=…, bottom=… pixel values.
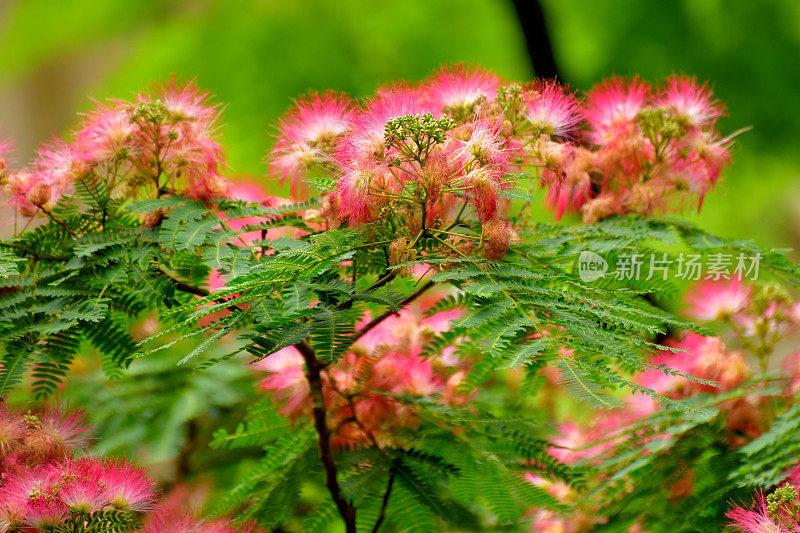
left=0, top=0, right=530, bottom=177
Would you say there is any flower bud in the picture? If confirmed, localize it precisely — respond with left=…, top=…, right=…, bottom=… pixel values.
left=205, top=174, right=230, bottom=197
left=26, top=182, right=52, bottom=207
left=581, top=193, right=619, bottom=223
left=141, top=208, right=167, bottom=227
left=442, top=235, right=475, bottom=258
left=482, top=217, right=514, bottom=260
left=319, top=190, right=343, bottom=230
left=389, top=237, right=417, bottom=276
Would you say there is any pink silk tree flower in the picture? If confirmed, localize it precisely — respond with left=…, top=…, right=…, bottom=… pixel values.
left=424, top=63, right=502, bottom=116
left=684, top=279, right=752, bottom=322
left=583, top=77, right=652, bottom=146
left=269, top=91, right=354, bottom=198
left=657, top=75, right=725, bottom=129
left=100, top=458, right=158, bottom=512
left=523, top=80, right=582, bottom=139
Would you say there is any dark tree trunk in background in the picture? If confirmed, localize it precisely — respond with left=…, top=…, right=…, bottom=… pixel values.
left=511, top=0, right=562, bottom=81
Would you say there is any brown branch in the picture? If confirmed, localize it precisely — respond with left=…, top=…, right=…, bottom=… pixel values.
left=349, top=280, right=435, bottom=347
left=161, top=264, right=437, bottom=533
left=161, top=271, right=211, bottom=297
left=40, top=207, right=78, bottom=237
left=294, top=340, right=357, bottom=533
left=156, top=267, right=248, bottom=313
left=0, top=241, right=70, bottom=262
left=332, top=271, right=397, bottom=312
left=371, top=471, right=395, bottom=533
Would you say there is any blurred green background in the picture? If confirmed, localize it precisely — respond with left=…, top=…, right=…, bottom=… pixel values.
left=2, top=0, right=799, bottom=249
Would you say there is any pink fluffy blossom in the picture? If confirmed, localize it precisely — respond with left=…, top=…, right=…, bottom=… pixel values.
left=253, top=346, right=310, bottom=417
left=74, top=100, right=137, bottom=165
left=523, top=80, right=582, bottom=138
left=465, top=167, right=505, bottom=222
left=726, top=493, right=787, bottom=533
left=541, top=145, right=594, bottom=220
left=0, top=137, right=10, bottom=174
left=3, top=80, right=231, bottom=216
left=638, top=333, right=751, bottom=397
left=254, top=296, right=469, bottom=449
left=101, top=458, right=158, bottom=512
left=336, top=157, right=393, bottom=225
left=583, top=77, right=652, bottom=145
left=23, top=404, right=92, bottom=461
left=269, top=92, right=354, bottom=197
left=657, top=75, right=725, bottom=129
left=452, top=118, right=511, bottom=171
left=2, top=141, right=81, bottom=215
left=56, top=458, right=112, bottom=513
left=337, top=86, right=434, bottom=164
left=424, top=64, right=502, bottom=114
left=685, top=279, right=752, bottom=321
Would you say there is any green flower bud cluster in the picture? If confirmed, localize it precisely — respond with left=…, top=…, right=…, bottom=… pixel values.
left=636, top=107, right=684, bottom=141
left=767, top=485, right=800, bottom=524
left=384, top=113, right=454, bottom=149
left=130, top=101, right=168, bottom=124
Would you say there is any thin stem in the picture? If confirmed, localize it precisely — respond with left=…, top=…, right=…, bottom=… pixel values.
left=445, top=202, right=469, bottom=231
left=158, top=268, right=211, bottom=297
left=370, top=471, right=395, bottom=533
left=0, top=241, right=70, bottom=262
left=294, top=340, right=357, bottom=533
left=348, top=280, right=435, bottom=347
left=157, top=267, right=248, bottom=313
left=40, top=207, right=77, bottom=237
left=427, top=227, right=479, bottom=240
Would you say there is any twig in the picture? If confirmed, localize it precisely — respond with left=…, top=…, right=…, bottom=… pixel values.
left=0, top=241, right=70, bottom=262
left=157, top=267, right=248, bottom=313
left=294, top=340, right=357, bottom=533
left=370, top=471, right=395, bottom=533
left=348, top=280, right=435, bottom=347
left=40, top=207, right=78, bottom=237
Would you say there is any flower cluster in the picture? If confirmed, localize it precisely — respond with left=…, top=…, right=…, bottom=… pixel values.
left=267, top=65, right=735, bottom=242
left=0, top=404, right=258, bottom=533
left=268, top=66, right=524, bottom=260
left=685, top=279, right=800, bottom=371
left=254, top=292, right=468, bottom=448
left=547, top=280, right=800, bottom=466
left=0, top=80, right=228, bottom=217
left=727, top=465, right=800, bottom=532
left=527, top=279, right=800, bottom=530
left=549, top=76, right=733, bottom=222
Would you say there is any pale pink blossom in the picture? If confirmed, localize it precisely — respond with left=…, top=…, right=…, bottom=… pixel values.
left=657, top=75, right=724, bottom=129
left=684, top=279, right=752, bottom=321
left=452, top=118, right=511, bottom=171
left=269, top=92, right=353, bottom=197
left=253, top=346, right=310, bottom=417
left=583, top=77, right=651, bottom=145
left=23, top=404, right=92, bottom=461
left=336, top=157, right=394, bottom=225
left=523, top=80, right=582, bottom=138
left=424, top=64, right=502, bottom=114
left=254, top=297, right=470, bottom=449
